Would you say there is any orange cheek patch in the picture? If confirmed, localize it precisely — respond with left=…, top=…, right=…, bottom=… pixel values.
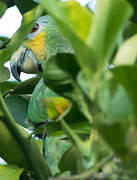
left=23, top=31, right=48, bottom=61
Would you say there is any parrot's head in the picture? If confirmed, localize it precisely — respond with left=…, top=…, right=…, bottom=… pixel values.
left=10, top=16, right=56, bottom=81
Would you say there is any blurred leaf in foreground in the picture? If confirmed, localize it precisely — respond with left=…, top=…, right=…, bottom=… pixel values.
left=0, top=65, right=10, bottom=82
left=0, top=164, right=23, bottom=180
left=0, top=2, right=6, bottom=18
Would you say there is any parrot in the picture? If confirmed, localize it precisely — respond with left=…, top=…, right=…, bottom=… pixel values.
left=10, top=15, right=73, bottom=122
left=10, top=15, right=74, bottom=82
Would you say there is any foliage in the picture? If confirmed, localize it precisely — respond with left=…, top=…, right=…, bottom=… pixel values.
left=0, top=0, right=137, bottom=179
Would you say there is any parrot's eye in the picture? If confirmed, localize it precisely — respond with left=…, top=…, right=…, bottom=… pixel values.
left=30, top=23, right=39, bottom=33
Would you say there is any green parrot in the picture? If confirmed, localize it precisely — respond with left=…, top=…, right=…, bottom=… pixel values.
left=10, top=15, right=73, bottom=121
left=10, top=15, right=73, bottom=81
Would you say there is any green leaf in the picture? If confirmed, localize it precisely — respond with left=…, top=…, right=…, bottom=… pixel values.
left=0, top=5, right=43, bottom=65
left=96, top=68, right=137, bottom=168
left=11, top=76, right=40, bottom=95
left=0, top=120, right=29, bottom=169
left=124, top=21, right=137, bottom=38
left=59, top=146, right=78, bottom=172
left=97, top=121, right=130, bottom=159
left=46, top=120, right=91, bottom=137
left=77, top=71, right=90, bottom=97
left=43, top=55, right=72, bottom=92
left=96, top=72, right=137, bottom=161
left=0, top=2, right=6, bottom=18
left=0, top=65, right=10, bottom=82
left=87, top=0, right=133, bottom=69
left=0, top=1, right=15, bottom=8
left=0, top=165, right=23, bottom=180
left=41, top=0, right=92, bottom=42
left=98, top=79, right=132, bottom=124
left=44, top=96, right=70, bottom=120
left=112, top=66, right=137, bottom=121
left=40, top=0, right=95, bottom=84
left=128, top=0, right=137, bottom=23
left=44, top=135, right=72, bottom=176
left=4, top=95, right=29, bottom=128
left=0, top=37, right=10, bottom=49
left=16, top=0, right=37, bottom=14
left=0, top=81, right=19, bottom=96
left=114, top=34, right=137, bottom=66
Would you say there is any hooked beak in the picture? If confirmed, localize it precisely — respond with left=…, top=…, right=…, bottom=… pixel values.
left=10, top=46, right=40, bottom=81
left=10, top=63, right=21, bottom=82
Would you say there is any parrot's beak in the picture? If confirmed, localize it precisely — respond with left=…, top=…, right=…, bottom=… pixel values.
left=10, top=46, right=40, bottom=81
left=10, top=62, right=21, bottom=82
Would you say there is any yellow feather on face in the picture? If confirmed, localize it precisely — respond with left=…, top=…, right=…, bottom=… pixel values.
left=23, top=31, right=48, bottom=61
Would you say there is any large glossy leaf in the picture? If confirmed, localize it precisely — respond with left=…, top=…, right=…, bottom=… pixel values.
left=97, top=120, right=137, bottom=179
left=0, top=120, right=29, bottom=169
left=0, top=165, right=23, bottom=180
left=11, top=76, right=40, bottom=95
left=4, top=95, right=29, bottom=128
left=114, top=34, right=137, bottom=66
left=112, top=66, right=137, bottom=120
left=0, top=81, right=19, bottom=96
left=87, top=0, right=133, bottom=69
left=96, top=70, right=137, bottom=168
left=0, top=65, right=10, bottom=82
left=16, top=0, right=37, bottom=14
left=44, top=135, right=72, bottom=176
left=0, top=5, right=43, bottom=65
left=98, top=79, right=132, bottom=124
left=97, top=121, right=130, bottom=159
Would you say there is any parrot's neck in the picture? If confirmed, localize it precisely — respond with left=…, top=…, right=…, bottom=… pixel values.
left=23, top=23, right=74, bottom=63
left=45, top=24, right=74, bottom=59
